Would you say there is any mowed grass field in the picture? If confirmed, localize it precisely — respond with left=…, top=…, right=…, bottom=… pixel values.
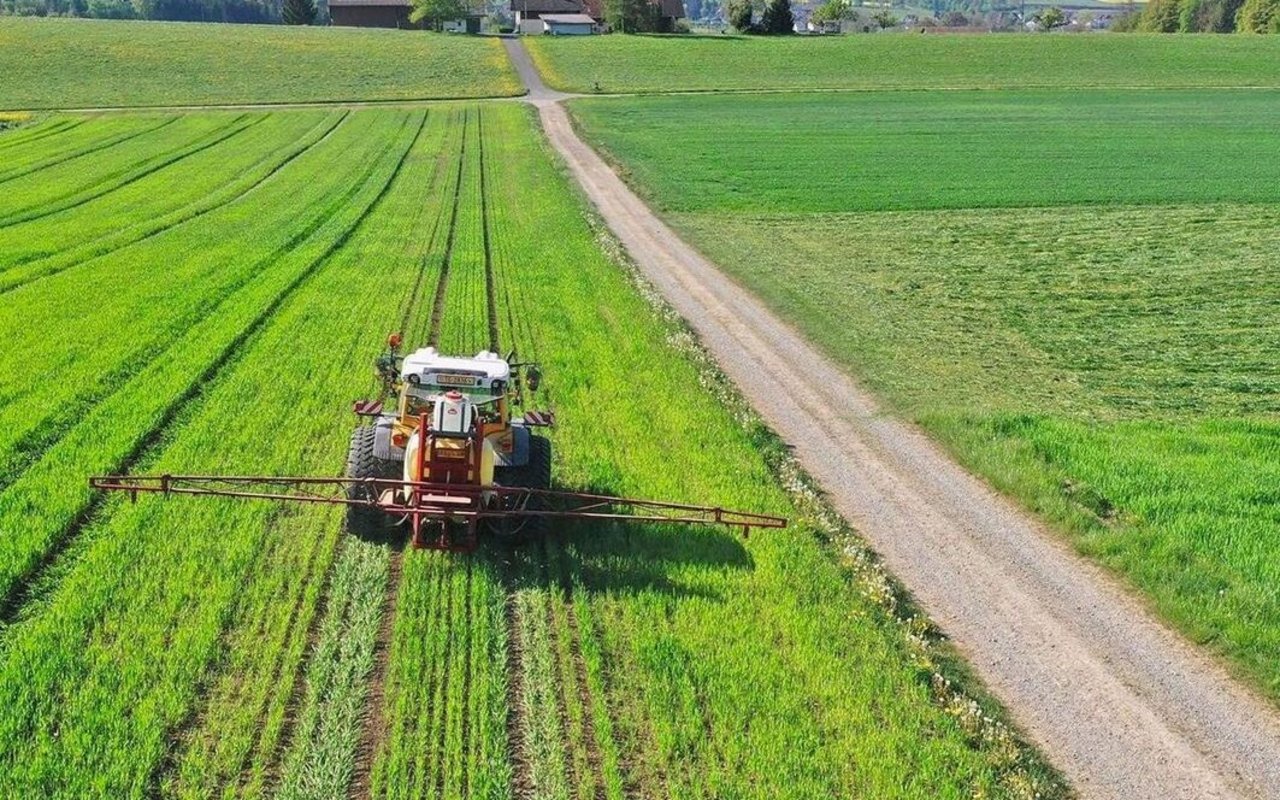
left=568, top=90, right=1280, bottom=212
left=0, top=18, right=519, bottom=109
left=0, top=106, right=1063, bottom=797
left=567, top=89, right=1280, bottom=698
left=528, top=33, right=1280, bottom=94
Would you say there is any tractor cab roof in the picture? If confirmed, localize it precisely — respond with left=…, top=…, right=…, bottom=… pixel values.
left=401, top=348, right=510, bottom=391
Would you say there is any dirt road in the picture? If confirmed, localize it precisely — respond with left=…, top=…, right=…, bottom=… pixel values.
left=503, top=37, right=1280, bottom=800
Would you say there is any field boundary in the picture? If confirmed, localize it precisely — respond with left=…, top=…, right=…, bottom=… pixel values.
left=15, top=84, right=1280, bottom=117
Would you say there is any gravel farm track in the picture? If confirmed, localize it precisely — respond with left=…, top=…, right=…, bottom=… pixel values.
left=500, top=37, right=1280, bottom=800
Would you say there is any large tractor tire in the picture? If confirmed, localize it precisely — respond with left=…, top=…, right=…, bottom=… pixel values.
left=491, top=433, right=552, bottom=545
left=345, top=425, right=397, bottom=541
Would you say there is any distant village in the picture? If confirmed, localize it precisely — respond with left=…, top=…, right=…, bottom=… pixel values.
left=329, top=0, right=1129, bottom=33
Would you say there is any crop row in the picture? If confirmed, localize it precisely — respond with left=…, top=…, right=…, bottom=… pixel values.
left=0, top=114, right=168, bottom=183
left=429, top=108, right=487, bottom=354
left=0, top=110, right=343, bottom=280
left=0, top=112, right=261, bottom=226
left=0, top=116, right=84, bottom=154
left=0, top=108, right=430, bottom=796
left=0, top=111, right=427, bottom=617
left=0, top=111, right=363, bottom=477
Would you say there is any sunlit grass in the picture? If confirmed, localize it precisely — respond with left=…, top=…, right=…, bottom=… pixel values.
left=530, top=32, right=1280, bottom=94
left=0, top=17, right=520, bottom=109
left=568, top=90, right=1280, bottom=213
left=667, top=203, right=1280, bottom=699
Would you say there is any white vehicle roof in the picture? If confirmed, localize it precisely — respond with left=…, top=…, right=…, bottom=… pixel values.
left=400, top=347, right=510, bottom=389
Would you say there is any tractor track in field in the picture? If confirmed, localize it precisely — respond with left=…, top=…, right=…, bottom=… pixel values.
left=267, top=532, right=344, bottom=794
left=353, top=115, right=461, bottom=798
left=433, top=563, right=457, bottom=800
left=0, top=115, right=175, bottom=184
left=557, top=559, right=609, bottom=800
left=502, top=562, right=535, bottom=800
left=539, top=544, right=583, bottom=797
left=0, top=114, right=262, bottom=229
left=350, top=544, right=404, bottom=799
left=398, top=151, right=453, bottom=341
left=427, top=110, right=470, bottom=349
left=460, top=559, right=475, bottom=799
left=0, top=110, right=350, bottom=297
left=503, top=37, right=1280, bottom=800
left=477, top=112, right=501, bottom=353
left=0, top=118, right=85, bottom=152
left=0, top=113, right=425, bottom=631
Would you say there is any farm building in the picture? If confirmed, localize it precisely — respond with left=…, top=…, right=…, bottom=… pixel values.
left=511, top=0, right=683, bottom=31
left=538, top=12, right=599, bottom=33
left=329, top=0, right=483, bottom=29
left=512, top=0, right=599, bottom=29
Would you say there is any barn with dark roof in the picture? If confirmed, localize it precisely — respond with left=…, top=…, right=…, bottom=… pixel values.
left=329, top=0, right=484, bottom=30
left=511, top=0, right=683, bottom=31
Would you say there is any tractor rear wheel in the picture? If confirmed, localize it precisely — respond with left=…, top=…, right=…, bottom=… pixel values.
left=345, top=425, right=397, bottom=540
left=491, top=433, right=552, bottom=545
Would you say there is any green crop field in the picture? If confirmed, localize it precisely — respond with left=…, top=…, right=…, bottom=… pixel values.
left=0, top=18, right=519, bottom=109
left=528, top=33, right=1280, bottom=94
left=567, top=89, right=1280, bottom=699
left=0, top=105, right=1062, bottom=797
left=568, top=90, right=1280, bottom=213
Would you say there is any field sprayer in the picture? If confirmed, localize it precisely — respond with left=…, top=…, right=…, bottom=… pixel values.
left=91, top=335, right=786, bottom=552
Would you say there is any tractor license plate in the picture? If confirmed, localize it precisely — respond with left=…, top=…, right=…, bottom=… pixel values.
left=436, top=373, right=478, bottom=387
left=435, top=448, right=466, bottom=460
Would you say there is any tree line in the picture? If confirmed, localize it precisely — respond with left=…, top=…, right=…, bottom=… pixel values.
left=1113, top=0, right=1278, bottom=31
left=0, top=0, right=290, bottom=22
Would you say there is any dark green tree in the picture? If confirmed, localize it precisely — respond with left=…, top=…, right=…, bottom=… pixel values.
left=1203, top=0, right=1245, bottom=30
left=281, top=0, right=315, bottom=23
left=604, top=0, right=657, bottom=31
left=727, top=0, right=753, bottom=30
left=759, top=0, right=792, bottom=32
left=410, top=0, right=466, bottom=28
left=1138, top=0, right=1181, bottom=30
left=1236, top=0, right=1279, bottom=30
left=811, top=0, right=850, bottom=23
left=872, top=8, right=897, bottom=27
left=1032, top=4, right=1065, bottom=27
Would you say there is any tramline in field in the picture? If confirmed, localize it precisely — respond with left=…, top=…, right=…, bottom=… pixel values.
left=92, top=333, right=785, bottom=552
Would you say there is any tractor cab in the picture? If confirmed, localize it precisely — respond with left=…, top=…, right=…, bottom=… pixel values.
left=396, top=348, right=510, bottom=430
left=389, top=348, right=512, bottom=486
